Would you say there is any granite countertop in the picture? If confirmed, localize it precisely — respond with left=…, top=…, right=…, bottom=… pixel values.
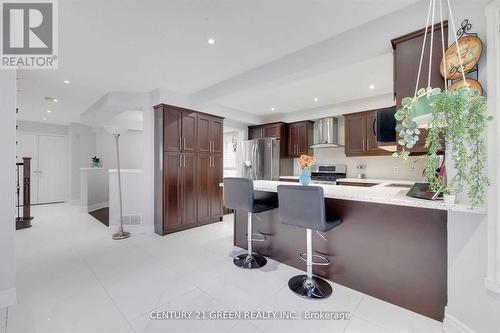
left=253, top=180, right=485, bottom=214
left=336, top=178, right=414, bottom=185
left=278, top=175, right=300, bottom=180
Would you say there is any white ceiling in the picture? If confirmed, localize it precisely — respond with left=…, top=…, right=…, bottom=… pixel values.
left=215, top=53, right=394, bottom=115
left=16, top=0, right=420, bottom=125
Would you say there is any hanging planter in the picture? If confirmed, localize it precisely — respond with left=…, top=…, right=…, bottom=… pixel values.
left=394, top=0, right=491, bottom=207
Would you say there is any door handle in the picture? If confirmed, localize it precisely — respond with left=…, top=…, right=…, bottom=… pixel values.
left=210, top=141, right=213, bottom=152
left=179, top=155, right=182, bottom=167
left=183, top=154, right=186, bottom=167
left=183, top=137, right=186, bottom=150
left=373, top=117, right=377, bottom=137
left=179, top=137, right=182, bottom=150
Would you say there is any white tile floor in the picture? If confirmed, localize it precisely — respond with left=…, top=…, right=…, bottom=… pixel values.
left=3, top=203, right=444, bottom=333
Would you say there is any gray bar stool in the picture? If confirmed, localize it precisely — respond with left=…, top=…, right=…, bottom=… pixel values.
left=223, top=177, right=275, bottom=269
left=277, top=185, right=341, bottom=300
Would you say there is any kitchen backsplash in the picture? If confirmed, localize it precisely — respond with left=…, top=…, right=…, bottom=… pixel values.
left=292, top=147, right=426, bottom=181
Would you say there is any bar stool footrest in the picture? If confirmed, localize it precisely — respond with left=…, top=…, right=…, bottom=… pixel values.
left=299, top=252, right=330, bottom=266
left=251, top=233, right=267, bottom=242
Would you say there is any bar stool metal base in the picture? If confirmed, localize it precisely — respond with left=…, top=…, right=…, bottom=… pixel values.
left=233, top=253, right=267, bottom=269
left=288, top=274, right=332, bottom=300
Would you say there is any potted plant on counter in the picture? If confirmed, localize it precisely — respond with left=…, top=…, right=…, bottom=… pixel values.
left=298, top=155, right=315, bottom=186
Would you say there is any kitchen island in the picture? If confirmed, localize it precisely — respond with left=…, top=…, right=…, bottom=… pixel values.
left=234, top=180, right=452, bottom=320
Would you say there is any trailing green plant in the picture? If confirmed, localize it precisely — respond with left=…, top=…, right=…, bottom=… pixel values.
left=394, top=86, right=490, bottom=207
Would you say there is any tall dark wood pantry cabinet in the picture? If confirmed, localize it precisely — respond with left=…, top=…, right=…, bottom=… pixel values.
left=154, top=104, right=224, bottom=235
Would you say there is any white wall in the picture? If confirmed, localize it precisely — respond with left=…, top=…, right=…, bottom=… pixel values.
left=0, top=70, right=17, bottom=308
left=17, top=121, right=68, bottom=136
left=95, top=128, right=143, bottom=170
left=108, top=170, right=151, bottom=233
left=80, top=168, right=109, bottom=212
left=443, top=1, right=500, bottom=333
left=68, top=123, right=96, bottom=202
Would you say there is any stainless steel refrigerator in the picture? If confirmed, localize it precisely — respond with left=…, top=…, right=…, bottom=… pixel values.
left=237, top=138, right=281, bottom=180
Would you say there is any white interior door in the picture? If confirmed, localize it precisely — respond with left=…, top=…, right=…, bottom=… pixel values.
left=16, top=133, right=39, bottom=204
left=38, top=135, right=66, bottom=204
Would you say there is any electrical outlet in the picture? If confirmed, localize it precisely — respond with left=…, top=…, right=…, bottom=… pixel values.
left=393, top=167, right=399, bottom=174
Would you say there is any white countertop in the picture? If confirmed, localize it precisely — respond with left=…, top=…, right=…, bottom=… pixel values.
left=279, top=176, right=300, bottom=180
left=336, top=178, right=413, bottom=185
left=253, top=180, right=485, bottom=214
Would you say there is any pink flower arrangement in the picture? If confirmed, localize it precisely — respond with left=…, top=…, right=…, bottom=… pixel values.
left=298, top=154, right=316, bottom=170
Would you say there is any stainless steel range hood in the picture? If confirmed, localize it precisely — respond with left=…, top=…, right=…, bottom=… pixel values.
left=310, top=117, right=341, bottom=148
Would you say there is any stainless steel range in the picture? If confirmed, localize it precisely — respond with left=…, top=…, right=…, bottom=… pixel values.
left=310, top=165, right=347, bottom=185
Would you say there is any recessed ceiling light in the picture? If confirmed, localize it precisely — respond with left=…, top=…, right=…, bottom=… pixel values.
left=64, top=80, right=70, bottom=84
left=207, top=38, right=216, bottom=45
left=369, top=84, right=375, bottom=90
left=42, top=117, right=47, bottom=121
left=314, top=97, right=319, bottom=102
left=271, top=107, right=275, bottom=111
left=47, top=110, right=52, bottom=113
left=44, top=96, right=58, bottom=103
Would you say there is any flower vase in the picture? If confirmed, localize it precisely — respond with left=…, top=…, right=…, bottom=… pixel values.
left=299, top=169, right=311, bottom=186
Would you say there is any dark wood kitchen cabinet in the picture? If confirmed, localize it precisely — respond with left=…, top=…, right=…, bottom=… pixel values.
left=197, top=114, right=223, bottom=154
left=164, top=108, right=197, bottom=152
left=197, top=154, right=223, bottom=224
left=248, top=126, right=263, bottom=139
left=154, top=104, right=224, bottom=235
left=344, top=111, right=392, bottom=157
left=287, top=121, right=313, bottom=157
left=392, top=22, right=447, bottom=155
left=248, top=122, right=288, bottom=157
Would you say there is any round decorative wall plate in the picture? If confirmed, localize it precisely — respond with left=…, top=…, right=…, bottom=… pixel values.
left=448, top=78, right=483, bottom=95
left=440, top=36, right=482, bottom=80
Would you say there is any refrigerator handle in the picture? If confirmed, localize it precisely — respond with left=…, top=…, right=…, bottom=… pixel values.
left=253, top=142, right=259, bottom=180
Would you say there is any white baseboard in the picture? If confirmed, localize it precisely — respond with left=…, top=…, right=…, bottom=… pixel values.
left=110, top=224, right=154, bottom=234
left=81, top=202, right=109, bottom=213
left=0, top=288, right=17, bottom=309
left=443, top=309, right=476, bottom=333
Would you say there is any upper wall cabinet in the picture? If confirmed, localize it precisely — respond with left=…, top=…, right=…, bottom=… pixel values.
left=287, top=121, right=313, bottom=157
left=392, top=22, right=448, bottom=154
left=344, top=111, right=391, bottom=157
left=248, top=122, right=288, bottom=157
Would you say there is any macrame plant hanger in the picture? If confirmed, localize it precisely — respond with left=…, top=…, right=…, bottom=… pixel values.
left=414, top=0, right=467, bottom=100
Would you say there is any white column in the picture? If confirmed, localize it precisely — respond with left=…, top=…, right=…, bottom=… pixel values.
left=485, top=0, right=500, bottom=294
left=0, top=70, right=17, bottom=308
